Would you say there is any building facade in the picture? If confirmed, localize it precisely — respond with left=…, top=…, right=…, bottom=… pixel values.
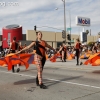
left=26, top=30, right=99, bottom=48
left=0, top=30, right=99, bottom=48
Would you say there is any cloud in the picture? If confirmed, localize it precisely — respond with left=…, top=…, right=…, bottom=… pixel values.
left=0, top=0, right=100, bottom=35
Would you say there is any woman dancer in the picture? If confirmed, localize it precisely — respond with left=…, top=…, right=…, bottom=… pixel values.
left=92, top=43, right=98, bottom=54
left=17, top=31, right=56, bottom=89
left=74, top=39, right=81, bottom=65
left=59, top=42, right=67, bottom=62
left=8, top=37, right=19, bottom=72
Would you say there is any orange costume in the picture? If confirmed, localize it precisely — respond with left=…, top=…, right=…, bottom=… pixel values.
left=75, top=42, right=81, bottom=65
left=34, top=40, right=46, bottom=85
left=11, top=42, right=18, bottom=53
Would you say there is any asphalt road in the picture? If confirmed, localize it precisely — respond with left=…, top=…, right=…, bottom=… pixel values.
left=0, top=59, right=100, bottom=100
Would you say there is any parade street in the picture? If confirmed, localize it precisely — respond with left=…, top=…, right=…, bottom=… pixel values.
left=0, top=59, right=100, bottom=100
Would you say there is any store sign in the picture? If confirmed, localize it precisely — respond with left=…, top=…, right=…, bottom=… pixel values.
left=76, top=16, right=91, bottom=26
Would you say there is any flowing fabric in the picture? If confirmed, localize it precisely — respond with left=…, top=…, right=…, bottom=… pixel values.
left=50, top=53, right=61, bottom=62
left=67, top=52, right=73, bottom=60
left=0, top=53, right=54, bottom=70
left=2, top=51, right=100, bottom=70
left=92, top=59, right=100, bottom=66
left=0, top=54, right=31, bottom=70
left=84, top=53, right=100, bottom=66
left=80, top=53, right=90, bottom=59
left=0, top=58, right=8, bottom=67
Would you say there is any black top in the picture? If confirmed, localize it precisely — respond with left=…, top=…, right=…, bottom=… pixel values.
left=94, top=46, right=97, bottom=50
left=35, top=41, right=46, bottom=57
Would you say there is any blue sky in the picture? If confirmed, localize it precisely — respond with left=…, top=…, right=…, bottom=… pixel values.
left=0, top=0, right=100, bottom=35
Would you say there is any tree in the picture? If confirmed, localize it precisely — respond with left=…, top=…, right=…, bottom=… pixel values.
left=86, top=30, right=89, bottom=35
left=98, top=32, right=100, bottom=35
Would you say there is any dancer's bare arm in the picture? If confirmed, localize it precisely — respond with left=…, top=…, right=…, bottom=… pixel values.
left=17, top=42, right=35, bottom=54
left=45, top=42, right=56, bottom=54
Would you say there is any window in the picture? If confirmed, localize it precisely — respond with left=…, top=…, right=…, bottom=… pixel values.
left=57, top=42, right=62, bottom=47
left=7, top=33, right=11, bottom=46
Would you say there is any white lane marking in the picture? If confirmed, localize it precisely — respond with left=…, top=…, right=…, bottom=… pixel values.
left=44, top=65, right=100, bottom=71
left=0, top=70, right=36, bottom=78
left=0, top=70, right=100, bottom=89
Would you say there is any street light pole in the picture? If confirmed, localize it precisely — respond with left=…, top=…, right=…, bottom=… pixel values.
left=62, top=0, right=67, bottom=44
left=69, top=11, right=71, bottom=46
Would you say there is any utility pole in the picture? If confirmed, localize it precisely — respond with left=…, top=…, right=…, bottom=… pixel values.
left=62, top=0, right=67, bottom=44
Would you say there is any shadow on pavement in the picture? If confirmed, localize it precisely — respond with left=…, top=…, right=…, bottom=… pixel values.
left=92, top=70, right=100, bottom=74
left=45, top=76, right=83, bottom=87
left=14, top=76, right=83, bottom=88
left=14, top=78, right=47, bottom=85
left=14, top=79, right=36, bottom=85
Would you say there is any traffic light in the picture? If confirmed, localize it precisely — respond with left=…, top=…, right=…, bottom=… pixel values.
left=34, top=25, right=36, bottom=31
left=68, top=42, right=71, bottom=45
left=67, top=34, right=71, bottom=40
left=62, top=30, right=66, bottom=38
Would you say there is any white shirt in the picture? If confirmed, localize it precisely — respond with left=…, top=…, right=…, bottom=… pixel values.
left=98, top=38, right=100, bottom=42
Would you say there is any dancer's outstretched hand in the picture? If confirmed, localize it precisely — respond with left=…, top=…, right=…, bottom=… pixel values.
left=16, top=51, right=21, bottom=54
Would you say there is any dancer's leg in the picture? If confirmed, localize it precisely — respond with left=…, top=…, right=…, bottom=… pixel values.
left=35, top=55, right=47, bottom=89
left=62, top=51, right=64, bottom=62
left=36, top=56, right=46, bottom=86
left=16, top=64, right=20, bottom=72
left=64, top=52, right=66, bottom=62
